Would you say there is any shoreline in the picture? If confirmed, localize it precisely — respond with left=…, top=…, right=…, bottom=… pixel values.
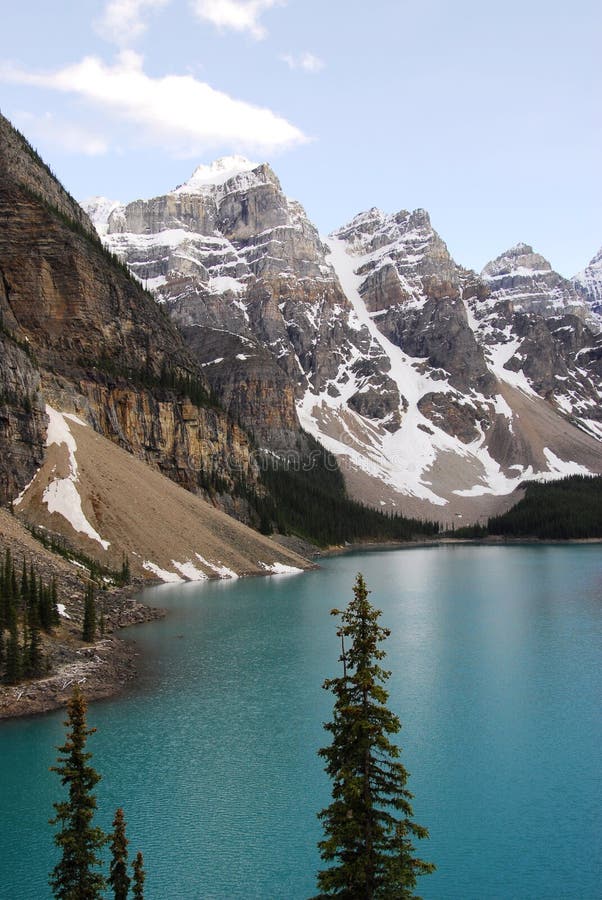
left=0, top=595, right=165, bottom=721
left=2, top=535, right=600, bottom=722
left=315, top=535, right=602, bottom=558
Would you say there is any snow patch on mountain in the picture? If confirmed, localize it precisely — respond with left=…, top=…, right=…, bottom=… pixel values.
left=172, top=156, right=260, bottom=193
left=296, top=238, right=537, bottom=506
left=81, top=196, right=124, bottom=236
left=142, top=561, right=184, bottom=583
left=40, top=407, right=111, bottom=550
left=481, top=244, right=590, bottom=318
left=574, top=246, right=602, bottom=317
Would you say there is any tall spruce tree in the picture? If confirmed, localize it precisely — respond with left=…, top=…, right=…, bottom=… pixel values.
left=109, top=807, right=131, bottom=900
left=314, top=573, right=434, bottom=899
left=49, top=685, right=107, bottom=899
left=132, top=852, right=146, bottom=899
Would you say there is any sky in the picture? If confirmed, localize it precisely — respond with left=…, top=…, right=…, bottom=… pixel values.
left=1, top=0, right=600, bottom=277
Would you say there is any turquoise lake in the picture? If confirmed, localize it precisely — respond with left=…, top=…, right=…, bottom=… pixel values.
left=1, top=544, right=601, bottom=899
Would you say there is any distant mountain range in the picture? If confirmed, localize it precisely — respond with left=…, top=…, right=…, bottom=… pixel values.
left=82, top=156, right=602, bottom=523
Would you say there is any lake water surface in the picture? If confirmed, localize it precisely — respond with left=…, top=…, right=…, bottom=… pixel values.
left=1, top=544, right=601, bottom=899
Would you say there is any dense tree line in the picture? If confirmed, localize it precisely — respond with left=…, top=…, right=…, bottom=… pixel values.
left=255, top=441, right=440, bottom=546
left=487, top=474, right=602, bottom=539
left=0, top=548, right=59, bottom=683
left=0, top=545, right=110, bottom=684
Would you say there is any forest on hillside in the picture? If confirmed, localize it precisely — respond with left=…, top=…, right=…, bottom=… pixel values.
left=255, top=439, right=440, bottom=546
left=486, top=474, right=602, bottom=539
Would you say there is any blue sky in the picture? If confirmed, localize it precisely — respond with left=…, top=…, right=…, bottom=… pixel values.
left=1, top=0, right=600, bottom=276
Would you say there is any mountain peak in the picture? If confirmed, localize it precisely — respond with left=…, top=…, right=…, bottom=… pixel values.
left=482, top=243, right=552, bottom=279
left=172, top=156, right=261, bottom=194
left=507, top=241, right=535, bottom=256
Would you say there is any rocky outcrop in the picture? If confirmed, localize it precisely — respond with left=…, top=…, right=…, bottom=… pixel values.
left=0, top=333, right=47, bottom=504
left=482, top=243, right=590, bottom=319
left=333, top=208, right=496, bottom=395
left=472, top=245, right=602, bottom=426
left=0, top=114, right=95, bottom=237
left=179, top=326, right=300, bottom=450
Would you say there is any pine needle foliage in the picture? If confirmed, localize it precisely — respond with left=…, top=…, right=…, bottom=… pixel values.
left=132, top=852, right=146, bottom=900
left=315, top=574, right=434, bottom=899
left=49, top=686, right=107, bottom=899
left=109, top=807, right=131, bottom=900
left=82, top=584, right=96, bottom=643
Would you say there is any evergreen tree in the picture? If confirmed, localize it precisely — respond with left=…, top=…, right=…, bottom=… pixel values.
left=20, top=558, right=28, bottom=603
left=49, top=686, right=107, bottom=899
left=4, top=605, right=21, bottom=684
left=120, top=553, right=131, bottom=585
left=40, top=579, right=54, bottom=633
left=132, top=852, right=145, bottom=899
left=26, top=601, right=44, bottom=677
left=82, top=584, right=96, bottom=643
left=1, top=548, right=14, bottom=632
left=109, top=807, right=131, bottom=900
left=51, top=578, right=60, bottom=628
left=314, top=574, right=434, bottom=899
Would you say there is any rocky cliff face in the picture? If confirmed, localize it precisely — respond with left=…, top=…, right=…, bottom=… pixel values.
left=481, top=243, right=592, bottom=319
left=574, top=246, right=602, bottom=317
left=471, top=244, right=602, bottom=429
left=0, top=332, right=47, bottom=503
left=0, top=114, right=260, bottom=516
left=0, top=116, right=95, bottom=237
left=332, top=208, right=496, bottom=396
left=94, top=157, right=390, bottom=449
left=85, top=158, right=602, bottom=521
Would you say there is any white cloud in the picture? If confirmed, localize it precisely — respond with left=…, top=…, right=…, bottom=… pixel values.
left=96, top=0, right=171, bottom=47
left=14, top=111, right=109, bottom=156
left=190, top=0, right=283, bottom=40
left=280, top=52, right=325, bottom=74
left=0, top=52, right=307, bottom=156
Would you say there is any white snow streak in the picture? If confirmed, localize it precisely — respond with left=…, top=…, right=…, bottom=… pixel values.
left=172, top=560, right=209, bottom=581
left=142, top=561, right=184, bottom=583
left=259, top=562, right=303, bottom=575
left=195, top=554, right=239, bottom=579
left=41, top=407, right=110, bottom=550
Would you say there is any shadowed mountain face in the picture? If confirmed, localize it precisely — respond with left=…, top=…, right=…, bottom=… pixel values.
left=0, top=114, right=263, bottom=523
left=86, top=160, right=601, bottom=519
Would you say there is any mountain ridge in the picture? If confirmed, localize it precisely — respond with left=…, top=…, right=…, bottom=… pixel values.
left=81, top=157, right=601, bottom=522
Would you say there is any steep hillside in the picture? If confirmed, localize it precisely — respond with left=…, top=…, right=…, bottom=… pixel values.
left=14, top=406, right=310, bottom=580
left=0, top=114, right=261, bottom=518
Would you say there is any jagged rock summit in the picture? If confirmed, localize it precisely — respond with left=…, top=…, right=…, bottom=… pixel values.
left=481, top=242, right=592, bottom=321
left=574, top=246, right=602, bottom=316
left=172, top=155, right=260, bottom=192
left=83, top=159, right=602, bottom=522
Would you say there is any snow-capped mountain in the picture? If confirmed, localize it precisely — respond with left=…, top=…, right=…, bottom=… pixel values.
left=482, top=243, right=587, bottom=313
left=574, top=246, right=602, bottom=317
left=82, top=195, right=124, bottom=236
left=82, top=162, right=602, bottom=522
